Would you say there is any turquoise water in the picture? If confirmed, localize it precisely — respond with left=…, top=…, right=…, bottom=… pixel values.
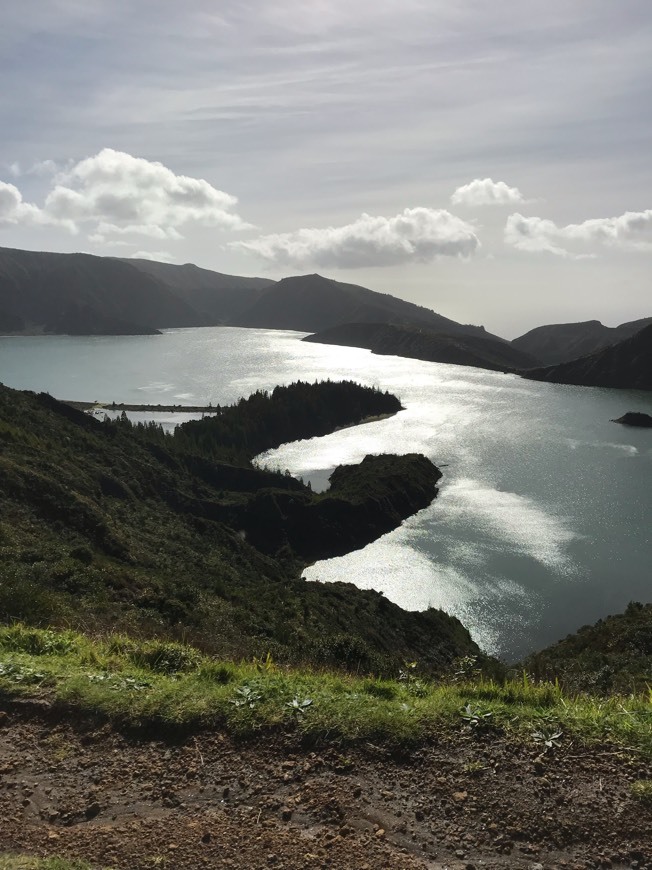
left=1, top=327, right=650, bottom=660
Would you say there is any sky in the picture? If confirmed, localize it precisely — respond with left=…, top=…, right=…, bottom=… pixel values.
left=1, top=0, right=651, bottom=338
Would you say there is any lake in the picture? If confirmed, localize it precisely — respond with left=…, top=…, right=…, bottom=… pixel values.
left=1, top=326, right=650, bottom=660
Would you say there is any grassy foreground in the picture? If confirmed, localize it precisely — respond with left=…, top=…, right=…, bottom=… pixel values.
left=1, top=624, right=650, bottom=755
left=0, top=859, right=94, bottom=870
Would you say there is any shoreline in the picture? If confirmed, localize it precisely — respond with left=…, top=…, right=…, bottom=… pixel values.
left=64, top=400, right=218, bottom=413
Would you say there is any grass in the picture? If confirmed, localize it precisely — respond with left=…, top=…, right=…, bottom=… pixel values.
left=0, top=858, right=96, bottom=870
left=631, top=780, right=652, bottom=804
left=0, top=624, right=651, bottom=755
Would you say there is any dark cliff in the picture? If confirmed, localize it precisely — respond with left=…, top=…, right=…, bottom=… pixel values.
left=523, top=323, right=652, bottom=391
left=512, top=317, right=652, bottom=366
left=304, top=321, right=539, bottom=372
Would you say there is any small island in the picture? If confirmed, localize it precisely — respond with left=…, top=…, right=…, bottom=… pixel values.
left=612, top=411, right=652, bottom=427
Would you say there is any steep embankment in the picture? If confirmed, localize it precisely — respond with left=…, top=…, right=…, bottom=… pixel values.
left=523, top=323, right=652, bottom=390
left=304, top=321, right=539, bottom=372
left=512, top=317, right=652, bottom=365
left=523, top=601, right=652, bottom=693
left=0, top=381, right=477, bottom=672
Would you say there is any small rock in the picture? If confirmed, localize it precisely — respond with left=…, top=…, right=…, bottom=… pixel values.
left=453, top=791, right=468, bottom=802
left=84, top=801, right=101, bottom=819
left=47, top=831, right=60, bottom=841
left=375, top=828, right=386, bottom=839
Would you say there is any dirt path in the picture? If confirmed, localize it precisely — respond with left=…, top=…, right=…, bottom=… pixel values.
left=0, top=701, right=650, bottom=869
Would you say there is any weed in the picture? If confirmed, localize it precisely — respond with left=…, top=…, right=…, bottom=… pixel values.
left=286, top=697, right=313, bottom=716
left=460, top=703, right=494, bottom=731
left=0, top=662, right=46, bottom=684
left=462, top=760, right=487, bottom=775
left=631, top=780, right=652, bottom=804
left=532, top=728, right=564, bottom=750
left=230, top=685, right=261, bottom=709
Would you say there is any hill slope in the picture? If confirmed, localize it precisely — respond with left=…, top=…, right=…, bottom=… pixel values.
left=0, top=380, right=478, bottom=672
left=0, top=247, right=508, bottom=344
left=523, top=322, right=652, bottom=390
left=0, top=246, right=201, bottom=334
left=512, top=317, right=652, bottom=365
left=232, top=273, right=500, bottom=340
left=304, top=321, right=539, bottom=372
left=124, top=258, right=274, bottom=323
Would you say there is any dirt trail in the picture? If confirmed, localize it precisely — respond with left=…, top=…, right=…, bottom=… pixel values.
left=0, top=701, right=650, bottom=869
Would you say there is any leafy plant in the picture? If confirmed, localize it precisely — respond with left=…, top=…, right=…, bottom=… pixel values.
left=286, top=697, right=313, bottom=716
left=398, top=660, right=418, bottom=683
left=460, top=703, right=493, bottom=730
left=532, top=728, right=563, bottom=749
left=230, top=685, right=262, bottom=708
left=87, top=672, right=151, bottom=691
left=0, top=662, right=46, bottom=684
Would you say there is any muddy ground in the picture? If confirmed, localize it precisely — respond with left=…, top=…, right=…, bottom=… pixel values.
left=0, top=699, right=650, bottom=869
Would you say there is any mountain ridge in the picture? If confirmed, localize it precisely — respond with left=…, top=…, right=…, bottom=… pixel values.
left=0, top=246, right=504, bottom=345
left=523, top=322, right=652, bottom=390
left=512, top=317, right=652, bottom=365
left=303, top=321, right=539, bottom=371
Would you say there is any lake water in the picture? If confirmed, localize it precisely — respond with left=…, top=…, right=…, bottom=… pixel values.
left=1, top=327, right=650, bottom=661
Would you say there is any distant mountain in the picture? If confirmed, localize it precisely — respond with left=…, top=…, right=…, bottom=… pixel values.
left=304, top=322, right=539, bottom=372
left=123, top=258, right=274, bottom=323
left=0, top=246, right=200, bottom=335
left=0, top=247, right=504, bottom=341
left=523, top=323, right=652, bottom=391
left=232, top=273, right=499, bottom=340
left=512, top=318, right=652, bottom=366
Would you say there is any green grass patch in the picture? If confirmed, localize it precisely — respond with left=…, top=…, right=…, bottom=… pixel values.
left=631, top=780, right=652, bottom=804
left=0, top=857, right=96, bottom=870
left=0, top=625, right=650, bottom=754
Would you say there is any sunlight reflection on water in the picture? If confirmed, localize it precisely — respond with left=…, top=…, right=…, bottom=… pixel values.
left=1, top=327, right=650, bottom=660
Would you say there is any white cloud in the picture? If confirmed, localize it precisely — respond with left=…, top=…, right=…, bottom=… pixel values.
left=451, top=178, right=525, bottom=207
left=130, top=250, right=176, bottom=263
left=43, top=148, right=250, bottom=238
left=0, top=149, right=250, bottom=243
left=233, top=207, right=480, bottom=268
left=505, top=209, right=652, bottom=256
left=0, top=182, right=48, bottom=226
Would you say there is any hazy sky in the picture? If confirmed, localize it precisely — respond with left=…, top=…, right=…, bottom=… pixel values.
left=1, top=0, right=651, bottom=337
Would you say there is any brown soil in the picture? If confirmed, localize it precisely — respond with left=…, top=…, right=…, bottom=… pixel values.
left=0, top=701, right=650, bottom=870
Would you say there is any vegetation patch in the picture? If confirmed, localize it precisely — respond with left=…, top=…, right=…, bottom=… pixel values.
left=1, top=626, right=650, bottom=755
left=0, top=858, right=95, bottom=870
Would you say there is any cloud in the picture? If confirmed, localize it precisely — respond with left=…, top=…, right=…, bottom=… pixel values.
left=43, top=148, right=250, bottom=237
left=129, top=250, right=176, bottom=263
left=0, top=182, right=47, bottom=226
left=451, top=178, right=525, bottom=207
left=0, top=149, right=250, bottom=243
left=233, top=207, right=480, bottom=268
left=505, top=209, right=652, bottom=256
